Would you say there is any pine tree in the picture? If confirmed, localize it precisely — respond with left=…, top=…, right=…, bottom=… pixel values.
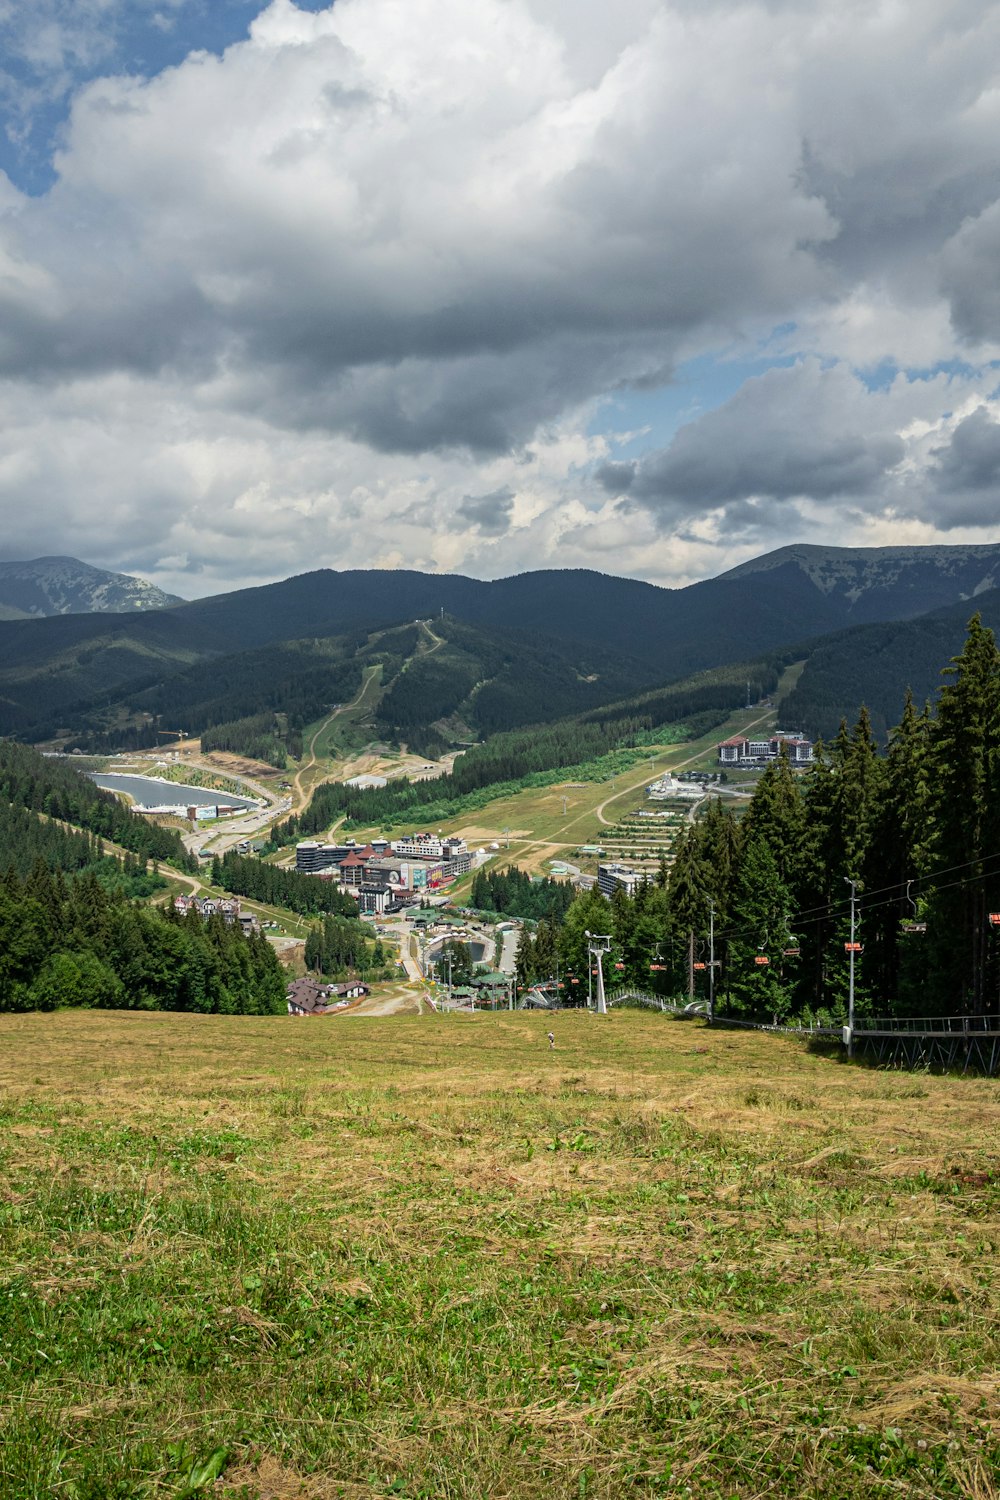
left=739, top=750, right=805, bottom=888
left=513, top=926, right=535, bottom=989
left=667, top=829, right=711, bottom=999
left=925, top=616, right=1000, bottom=1014
left=862, top=691, right=932, bottom=1012
left=725, top=835, right=795, bottom=1021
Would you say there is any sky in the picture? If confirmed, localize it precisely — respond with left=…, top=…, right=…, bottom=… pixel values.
left=2, top=0, right=1000, bottom=600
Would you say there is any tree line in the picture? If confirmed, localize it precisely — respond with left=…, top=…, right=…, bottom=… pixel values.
left=200, top=712, right=302, bottom=768
left=0, top=863, right=287, bottom=1015
left=514, top=618, right=1000, bottom=1021
left=211, top=850, right=361, bottom=919
left=470, top=866, right=576, bottom=924
left=304, top=915, right=391, bottom=980
left=0, top=801, right=167, bottom=898
left=578, top=654, right=786, bottom=728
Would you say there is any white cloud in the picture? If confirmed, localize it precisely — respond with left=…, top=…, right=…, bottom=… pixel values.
left=1, top=0, right=1000, bottom=594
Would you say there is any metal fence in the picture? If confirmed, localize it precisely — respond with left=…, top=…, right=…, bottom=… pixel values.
left=853, top=1014, right=1000, bottom=1036
left=606, top=989, right=693, bottom=1015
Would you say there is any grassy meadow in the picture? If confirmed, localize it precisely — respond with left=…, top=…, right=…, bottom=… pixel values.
left=2, top=1010, right=999, bottom=1498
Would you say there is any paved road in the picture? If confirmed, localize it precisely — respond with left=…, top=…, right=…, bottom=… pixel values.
left=592, top=710, right=772, bottom=827
left=498, top=925, right=520, bottom=972
left=182, top=792, right=292, bottom=861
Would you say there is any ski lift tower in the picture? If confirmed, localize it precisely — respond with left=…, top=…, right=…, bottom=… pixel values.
left=585, top=930, right=611, bottom=1015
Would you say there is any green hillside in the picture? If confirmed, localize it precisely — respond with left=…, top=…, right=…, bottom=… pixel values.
left=6, top=545, right=1000, bottom=750
left=10, top=616, right=658, bottom=762
left=783, top=589, right=1000, bottom=741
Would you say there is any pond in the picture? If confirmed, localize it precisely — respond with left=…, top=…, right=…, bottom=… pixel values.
left=89, top=773, right=257, bottom=810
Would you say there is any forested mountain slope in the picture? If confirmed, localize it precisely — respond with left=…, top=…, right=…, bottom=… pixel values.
left=782, top=589, right=1000, bottom=741
left=0, top=559, right=843, bottom=718
left=5, top=542, right=1000, bottom=744
left=41, top=617, right=658, bottom=761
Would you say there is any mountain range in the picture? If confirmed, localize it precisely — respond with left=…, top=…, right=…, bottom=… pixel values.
left=718, top=542, right=1000, bottom=622
left=1, top=541, right=999, bottom=748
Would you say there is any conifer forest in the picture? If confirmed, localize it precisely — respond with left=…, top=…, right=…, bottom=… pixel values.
left=0, top=864, right=287, bottom=1015
left=515, top=619, right=1000, bottom=1022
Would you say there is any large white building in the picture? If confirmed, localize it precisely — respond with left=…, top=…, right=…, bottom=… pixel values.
left=717, top=731, right=813, bottom=766
left=597, top=862, right=644, bottom=899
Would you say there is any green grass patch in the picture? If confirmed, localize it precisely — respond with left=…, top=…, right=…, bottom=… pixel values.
left=2, top=1011, right=998, bottom=1497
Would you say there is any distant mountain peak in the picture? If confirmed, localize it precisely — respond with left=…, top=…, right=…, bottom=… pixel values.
left=0, top=557, right=183, bottom=619
left=717, top=541, right=1000, bottom=621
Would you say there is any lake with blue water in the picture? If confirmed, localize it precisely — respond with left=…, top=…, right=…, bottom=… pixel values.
left=90, top=773, right=257, bottom=810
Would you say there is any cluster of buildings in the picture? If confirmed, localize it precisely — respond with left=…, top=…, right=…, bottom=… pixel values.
left=295, top=832, right=474, bottom=910
left=286, top=977, right=370, bottom=1015
left=133, top=800, right=252, bottom=820
left=645, top=773, right=704, bottom=802
left=173, top=893, right=260, bottom=936
left=716, top=731, right=814, bottom=766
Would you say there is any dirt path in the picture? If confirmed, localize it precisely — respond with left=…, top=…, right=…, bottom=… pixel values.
left=291, top=667, right=381, bottom=814
left=418, top=618, right=446, bottom=655
left=350, top=986, right=423, bottom=1016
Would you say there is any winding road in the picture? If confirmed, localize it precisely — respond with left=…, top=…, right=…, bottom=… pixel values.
left=290, top=665, right=383, bottom=814
left=503, top=708, right=775, bottom=875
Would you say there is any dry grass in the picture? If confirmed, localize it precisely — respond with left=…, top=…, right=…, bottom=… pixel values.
left=1, top=1010, right=999, bottom=1498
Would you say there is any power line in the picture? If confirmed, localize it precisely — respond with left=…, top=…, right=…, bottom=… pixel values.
left=713, top=850, right=1000, bottom=949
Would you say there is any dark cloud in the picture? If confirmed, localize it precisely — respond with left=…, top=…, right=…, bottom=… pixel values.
left=0, top=0, right=837, bottom=455
left=3, top=0, right=998, bottom=466
left=595, top=460, right=636, bottom=494
left=933, top=406, right=1000, bottom=491
left=609, top=362, right=905, bottom=522
left=941, top=204, right=1000, bottom=345
left=457, top=486, right=515, bottom=536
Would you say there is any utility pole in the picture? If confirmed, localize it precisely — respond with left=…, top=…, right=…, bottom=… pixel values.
left=708, top=898, right=716, bottom=1023
left=562, top=797, right=568, bottom=815
left=845, top=877, right=857, bottom=1058
left=586, top=930, right=611, bottom=1015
